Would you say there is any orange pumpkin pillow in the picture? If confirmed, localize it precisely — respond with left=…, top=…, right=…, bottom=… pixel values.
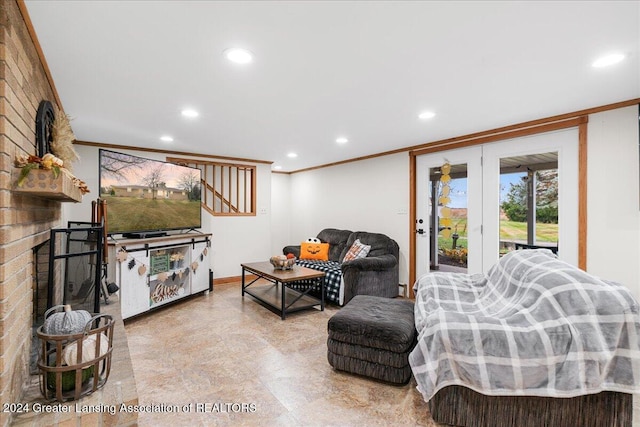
left=300, top=242, right=330, bottom=261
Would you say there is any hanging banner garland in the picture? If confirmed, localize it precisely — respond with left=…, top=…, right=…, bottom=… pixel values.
left=116, top=249, right=128, bottom=263
left=117, top=246, right=207, bottom=276
left=440, top=162, right=452, bottom=239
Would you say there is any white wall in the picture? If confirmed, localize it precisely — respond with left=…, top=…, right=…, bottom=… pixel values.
left=586, top=105, right=640, bottom=300
left=286, top=153, right=411, bottom=284
left=270, top=173, right=292, bottom=255
left=65, top=145, right=273, bottom=280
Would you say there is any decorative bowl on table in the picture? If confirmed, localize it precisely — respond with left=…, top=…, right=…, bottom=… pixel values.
left=270, top=255, right=296, bottom=270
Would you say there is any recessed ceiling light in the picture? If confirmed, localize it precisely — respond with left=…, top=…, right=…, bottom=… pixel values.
left=181, top=109, right=199, bottom=118
left=592, top=53, right=625, bottom=68
left=224, top=48, right=253, bottom=64
left=287, top=152, right=298, bottom=158
left=160, top=135, right=174, bottom=142
left=273, top=165, right=282, bottom=170
left=418, top=111, right=436, bottom=120
left=336, top=137, right=348, bottom=144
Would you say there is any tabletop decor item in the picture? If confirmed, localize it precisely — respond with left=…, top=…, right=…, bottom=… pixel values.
left=270, top=254, right=296, bottom=270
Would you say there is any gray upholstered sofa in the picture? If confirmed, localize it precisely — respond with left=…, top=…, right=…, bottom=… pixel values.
left=283, top=228, right=399, bottom=305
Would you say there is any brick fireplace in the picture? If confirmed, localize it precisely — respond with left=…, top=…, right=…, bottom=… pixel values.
left=0, top=2, right=65, bottom=425
left=0, top=5, right=141, bottom=426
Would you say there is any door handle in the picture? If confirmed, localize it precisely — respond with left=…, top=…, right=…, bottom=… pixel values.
left=416, top=229, right=425, bottom=235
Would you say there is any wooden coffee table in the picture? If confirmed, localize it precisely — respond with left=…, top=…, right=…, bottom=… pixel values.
left=241, top=261, right=325, bottom=320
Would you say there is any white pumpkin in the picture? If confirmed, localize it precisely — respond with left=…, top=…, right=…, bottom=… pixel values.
left=62, top=333, right=110, bottom=365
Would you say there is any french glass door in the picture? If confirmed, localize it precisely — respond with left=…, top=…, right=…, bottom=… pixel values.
left=416, top=128, right=579, bottom=278
left=482, top=129, right=579, bottom=270
left=415, top=146, right=483, bottom=278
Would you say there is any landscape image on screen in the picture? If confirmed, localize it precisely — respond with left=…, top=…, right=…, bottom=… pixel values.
left=99, top=150, right=202, bottom=236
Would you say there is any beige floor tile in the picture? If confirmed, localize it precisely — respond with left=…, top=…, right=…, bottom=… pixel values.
left=125, top=283, right=437, bottom=426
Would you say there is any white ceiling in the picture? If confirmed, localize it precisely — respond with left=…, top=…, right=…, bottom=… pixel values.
left=25, top=1, right=640, bottom=172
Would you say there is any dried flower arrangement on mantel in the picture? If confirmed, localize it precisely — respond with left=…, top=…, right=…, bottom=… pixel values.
left=50, top=105, right=80, bottom=170
left=13, top=103, right=89, bottom=202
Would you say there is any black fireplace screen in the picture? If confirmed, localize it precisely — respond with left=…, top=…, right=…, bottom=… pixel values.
left=47, top=222, right=103, bottom=314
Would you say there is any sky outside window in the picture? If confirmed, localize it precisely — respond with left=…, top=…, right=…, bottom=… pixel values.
left=446, top=173, right=525, bottom=208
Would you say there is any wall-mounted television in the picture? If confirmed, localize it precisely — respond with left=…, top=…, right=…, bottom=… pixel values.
left=99, top=149, right=202, bottom=237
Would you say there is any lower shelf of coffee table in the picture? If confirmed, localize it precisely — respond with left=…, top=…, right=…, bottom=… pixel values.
left=244, top=283, right=322, bottom=317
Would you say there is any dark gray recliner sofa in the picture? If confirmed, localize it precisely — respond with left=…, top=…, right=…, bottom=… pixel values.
left=283, top=228, right=400, bottom=305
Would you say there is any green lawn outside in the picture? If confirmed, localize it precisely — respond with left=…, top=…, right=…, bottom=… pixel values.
left=499, top=220, right=558, bottom=243
left=437, top=218, right=558, bottom=250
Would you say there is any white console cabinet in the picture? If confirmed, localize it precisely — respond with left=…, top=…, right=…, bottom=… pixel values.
left=108, top=233, right=212, bottom=319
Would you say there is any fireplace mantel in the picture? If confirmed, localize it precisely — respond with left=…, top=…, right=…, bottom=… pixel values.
left=12, top=168, right=83, bottom=202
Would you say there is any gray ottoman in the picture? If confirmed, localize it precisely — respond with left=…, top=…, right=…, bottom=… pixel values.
left=327, top=295, right=416, bottom=384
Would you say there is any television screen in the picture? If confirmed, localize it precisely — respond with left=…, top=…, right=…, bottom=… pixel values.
left=99, top=150, right=202, bottom=236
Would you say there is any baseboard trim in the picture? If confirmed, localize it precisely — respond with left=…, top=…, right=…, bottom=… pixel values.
left=213, top=275, right=257, bottom=285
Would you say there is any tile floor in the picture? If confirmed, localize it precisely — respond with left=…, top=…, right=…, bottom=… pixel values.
left=124, top=282, right=439, bottom=426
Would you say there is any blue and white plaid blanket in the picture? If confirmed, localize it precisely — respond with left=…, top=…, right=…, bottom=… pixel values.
left=291, top=259, right=344, bottom=305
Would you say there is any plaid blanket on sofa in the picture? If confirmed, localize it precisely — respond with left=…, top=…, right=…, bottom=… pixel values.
left=410, top=249, right=640, bottom=401
left=291, top=259, right=344, bottom=305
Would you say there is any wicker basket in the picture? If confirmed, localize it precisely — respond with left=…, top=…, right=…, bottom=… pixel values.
left=36, top=309, right=114, bottom=402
